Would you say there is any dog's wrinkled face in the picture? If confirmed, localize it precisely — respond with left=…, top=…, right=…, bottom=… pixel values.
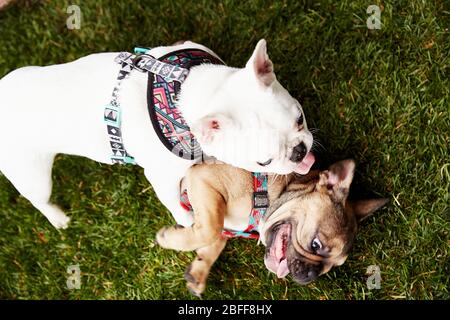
left=260, top=160, right=388, bottom=284
left=191, top=39, right=315, bottom=175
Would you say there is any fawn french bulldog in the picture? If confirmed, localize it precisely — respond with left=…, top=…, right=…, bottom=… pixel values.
left=156, top=159, right=388, bottom=296
left=0, top=39, right=315, bottom=228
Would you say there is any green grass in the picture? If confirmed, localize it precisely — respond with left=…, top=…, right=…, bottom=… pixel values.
left=0, top=0, right=448, bottom=299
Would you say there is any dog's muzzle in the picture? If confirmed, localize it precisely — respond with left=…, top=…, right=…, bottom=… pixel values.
left=290, top=142, right=307, bottom=162
left=288, top=256, right=322, bottom=285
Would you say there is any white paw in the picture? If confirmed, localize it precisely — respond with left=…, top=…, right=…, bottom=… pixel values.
left=49, top=214, right=70, bottom=229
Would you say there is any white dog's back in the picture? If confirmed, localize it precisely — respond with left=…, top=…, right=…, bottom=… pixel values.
left=0, top=42, right=215, bottom=228
left=0, top=53, right=119, bottom=161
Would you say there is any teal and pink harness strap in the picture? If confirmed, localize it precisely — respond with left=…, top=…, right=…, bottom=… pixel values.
left=105, top=47, right=270, bottom=239
left=180, top=172, right=269, bottom=239
left=105, top=47, right=225, bottom=164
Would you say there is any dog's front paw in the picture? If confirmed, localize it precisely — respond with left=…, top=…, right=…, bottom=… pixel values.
left=184, top=262, right=207, bottom=298
left=156, top=224, right=203, bottom=251
left=156, top=226, right=184, bottom=250
left=156, top=227, right=171, bottom=248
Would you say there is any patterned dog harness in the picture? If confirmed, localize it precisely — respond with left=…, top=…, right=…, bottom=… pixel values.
left=180, top=172, right=269, bottom=239
left=104, top=47, right=224, bottom=164
left=104, top=46, right=269, bottom=238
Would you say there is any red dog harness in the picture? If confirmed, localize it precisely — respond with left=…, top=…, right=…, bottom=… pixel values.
left=180, top=172, right=269, bottom=239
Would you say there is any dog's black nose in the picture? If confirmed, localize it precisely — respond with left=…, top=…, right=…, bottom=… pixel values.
left=290, top=142, right=307, bottom=162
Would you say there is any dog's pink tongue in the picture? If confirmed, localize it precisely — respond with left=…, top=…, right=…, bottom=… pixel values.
left=294, top=152, right=315, bottom=175
left=277, top=259, right=289, bottom=278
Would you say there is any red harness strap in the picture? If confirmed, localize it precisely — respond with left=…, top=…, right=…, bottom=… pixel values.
left=180, top=172, right=269, bottom=239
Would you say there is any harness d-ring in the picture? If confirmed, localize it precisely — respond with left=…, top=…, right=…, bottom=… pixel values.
left=131, top=54, right=152, bottom=72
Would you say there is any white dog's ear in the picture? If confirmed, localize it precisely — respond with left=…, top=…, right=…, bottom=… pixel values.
left=191, top=114, right=233, bottom=145
left=319, top=159, right=355, bottom=202
left=246, top=39, right=276, bottom=87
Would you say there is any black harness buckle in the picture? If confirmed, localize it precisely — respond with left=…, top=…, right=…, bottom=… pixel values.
left=253, top=191, right=269, bottom=209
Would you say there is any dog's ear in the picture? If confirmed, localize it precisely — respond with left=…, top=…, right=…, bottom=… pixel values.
left=318, top=159, right=355, bottom=202
left=191, top=114, right=232, bottom=145
left=246, top=39, right=276, bottom=87
left=350, top=198, right=389, bottom=222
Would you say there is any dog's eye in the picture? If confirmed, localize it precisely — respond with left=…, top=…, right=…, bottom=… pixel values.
left=311, top=238, right=322, bottom=252
left=297, top=113, right=304, bottom=126
left=257, top=159, right=272, bottom=166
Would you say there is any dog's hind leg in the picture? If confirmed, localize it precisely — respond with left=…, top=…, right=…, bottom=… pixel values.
left=0, top=152, right=70, bottom=229
left=184, top=237, right=227, bottom=297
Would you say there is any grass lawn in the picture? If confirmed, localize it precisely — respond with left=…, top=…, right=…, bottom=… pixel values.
left=0, top=0, right=448, bottom=299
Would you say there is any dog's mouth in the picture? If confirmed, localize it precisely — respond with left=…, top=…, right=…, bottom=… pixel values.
left=294, top=152, right=315, bottom=175
left=264, top=223, right=292, bottom=278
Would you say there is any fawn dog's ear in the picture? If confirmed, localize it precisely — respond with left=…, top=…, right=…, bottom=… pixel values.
left=350, top=198, right=389, bottom=222
left=318, top=159, right=355, bottom=202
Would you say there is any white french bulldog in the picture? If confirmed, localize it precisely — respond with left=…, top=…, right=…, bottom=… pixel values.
left=0, top=39, right=315, bottom=229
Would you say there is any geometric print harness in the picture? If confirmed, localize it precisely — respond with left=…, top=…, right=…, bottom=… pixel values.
left=180, top=172, right=269, bottom=239
left=105, top=47, right=269, bottom=239
left=105, top=47, right=224, bottom=164
left=146, top=49, right=225, bottom=160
